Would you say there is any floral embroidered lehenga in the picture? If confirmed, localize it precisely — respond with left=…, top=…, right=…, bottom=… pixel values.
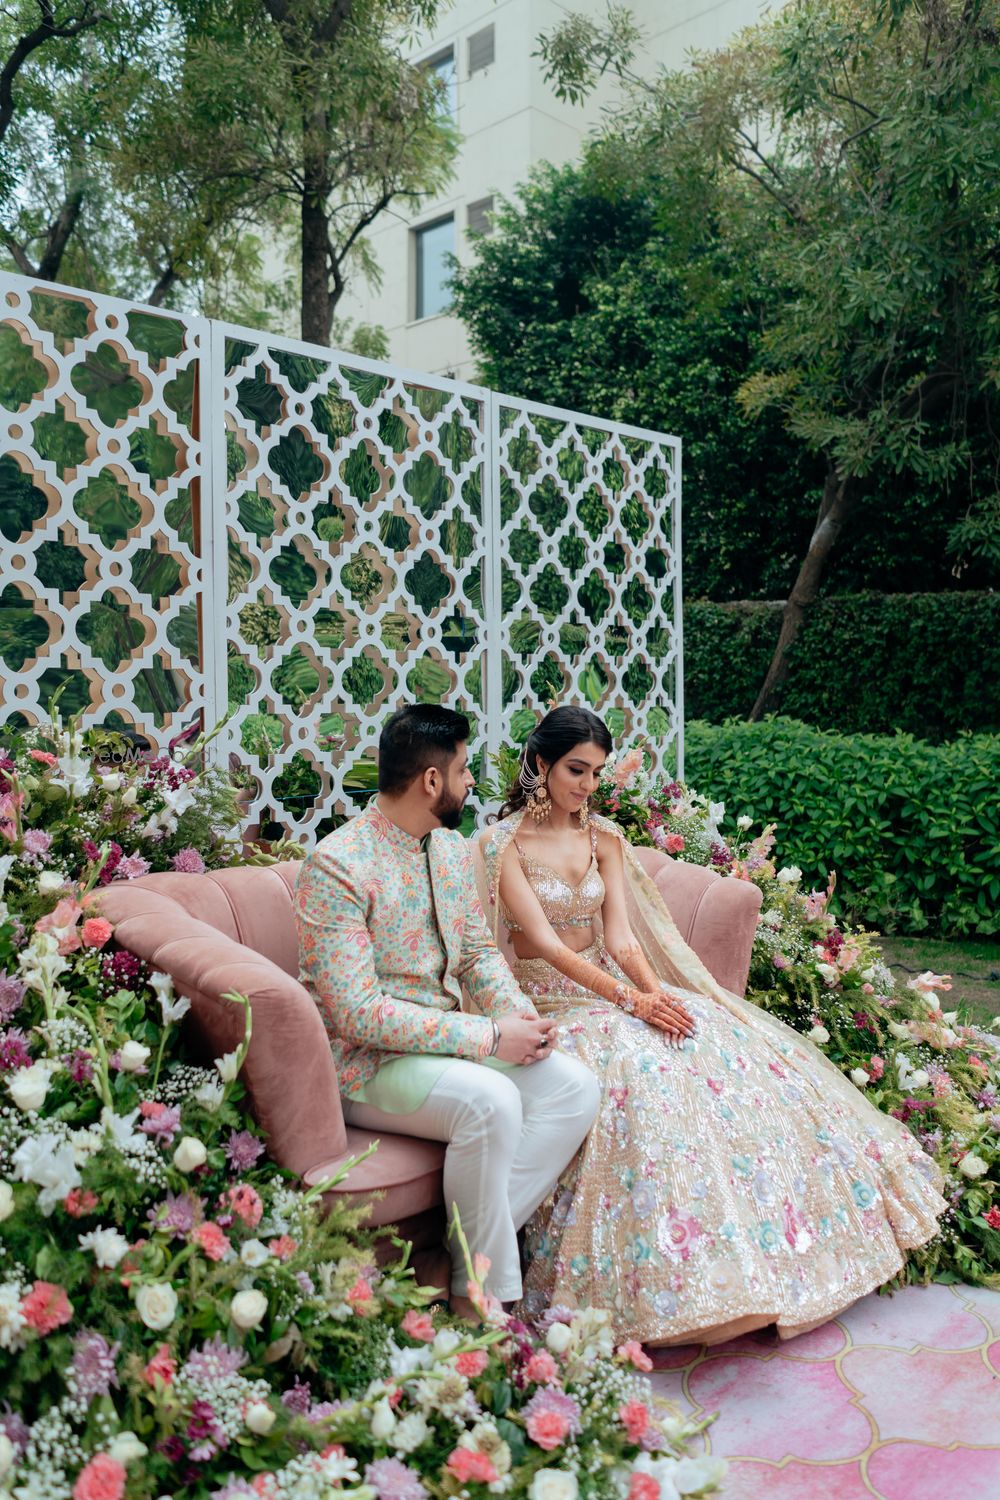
left=476, top=812, right=947, bottom=1346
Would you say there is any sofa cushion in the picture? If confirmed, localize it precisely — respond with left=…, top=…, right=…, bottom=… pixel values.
left=304, top=1127, right=446, bottom=1227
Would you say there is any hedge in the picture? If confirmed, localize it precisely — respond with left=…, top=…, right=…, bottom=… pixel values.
left=684, top=591, right=999, bottom=739
left=684, top=717, right=1000, bottom=936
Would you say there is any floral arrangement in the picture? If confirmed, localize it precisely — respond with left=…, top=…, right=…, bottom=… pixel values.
left=0, top=727, right=723, bottom=1498
left=587, top=745, right=1000, bottom=1289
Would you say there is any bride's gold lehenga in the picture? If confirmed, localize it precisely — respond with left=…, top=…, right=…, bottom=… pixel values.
left=478, top=813, right=947, bottom=1347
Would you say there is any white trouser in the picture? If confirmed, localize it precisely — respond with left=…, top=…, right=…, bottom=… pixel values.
left=343, top=1053, right=600, bottom=1300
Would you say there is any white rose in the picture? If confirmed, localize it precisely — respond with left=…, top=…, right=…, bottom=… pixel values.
left=214, top=1050, right=240, bottom=1082
left=432, top=1327, right=462, bottom=1357
left=37, top=869, right=66, bottom=894
left=135, top=1282, right=178, bottom=1331
left=888, top=1022, right=911, bottom=1040
left=910, top=1069, right=930, bottom=1091
left=79, top=1226, right=132, bottom=1269
left=0, top=1182, right=14, bottom=1221
left=815, top=962, right=839, bottom=984
left=121, top=785, right=138, bottom=808
left=193, top=1076, right=225, bottom=1112
left=245, top=1402, right=276, bottom=1435
left=392, top=1412, right=429, bottom=1454
left=860, top=968, right=875, bottom=983
left=959, top=1154, right=989, bottom=1179
left=850, top=1068, right=870, bottom=1087
left=370, top=1397, right=397, bottom=1440
left=230, top=1288, right=268, bottom=1330
left=529, top=1470, right=578, bottom=1500
left=0, top=1432, right=14, bottom=1479
left=736, top=814, right=753, bottom=831
left=545, top=1321, right=573, bottom=1355
left=8, top=1062, right=52, bottom=1112
left=173, top=1136, right=207, bottom=1173
left=107, top=1430, right=147, bottom=1464
left=240, top=1238, right=270, bottom=1268
left=99, top=772, right=122, bottom=793
left=117, top=1040, right=150, bottom=1073
left=777, top=866, right=802, bottom=884
left=808, top=1025, right=830, bottom=1046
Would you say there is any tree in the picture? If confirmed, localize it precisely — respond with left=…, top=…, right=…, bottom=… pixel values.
left=535, top=0, right=1000, bottom=715
left=0, top=1, right=457, bottom=342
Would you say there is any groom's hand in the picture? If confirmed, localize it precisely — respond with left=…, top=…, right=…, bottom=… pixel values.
left=496, top=1015, right=559, bottom=1066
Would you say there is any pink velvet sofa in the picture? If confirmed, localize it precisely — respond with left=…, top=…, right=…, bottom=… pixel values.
left=98, top=851, right=761, bottom=1285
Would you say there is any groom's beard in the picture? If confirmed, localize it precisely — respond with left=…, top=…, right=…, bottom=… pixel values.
left=432, top=784, right=467, bottom=830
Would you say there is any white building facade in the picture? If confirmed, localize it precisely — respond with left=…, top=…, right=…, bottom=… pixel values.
left=338, top=0, right=772, bottom=379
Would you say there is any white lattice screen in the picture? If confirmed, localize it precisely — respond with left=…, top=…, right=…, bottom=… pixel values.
left=1, top=271, right=682, bottom=837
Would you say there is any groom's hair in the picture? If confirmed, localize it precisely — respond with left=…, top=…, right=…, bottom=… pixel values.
left=377, top=704, right=471, bottom=794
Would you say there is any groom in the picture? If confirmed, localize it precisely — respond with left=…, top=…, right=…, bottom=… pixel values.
left=294, top=704, right=600, bottom=1317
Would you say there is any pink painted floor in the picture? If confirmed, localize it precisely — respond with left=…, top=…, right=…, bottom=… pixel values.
left=648, top=1282, right=1000, bottom=1500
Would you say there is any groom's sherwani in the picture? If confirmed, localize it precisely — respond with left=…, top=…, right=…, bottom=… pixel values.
left=294, top=800, right=534, bottom=1098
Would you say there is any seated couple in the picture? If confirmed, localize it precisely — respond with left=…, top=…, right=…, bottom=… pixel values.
left=294, top=704, right=946, bottom=1344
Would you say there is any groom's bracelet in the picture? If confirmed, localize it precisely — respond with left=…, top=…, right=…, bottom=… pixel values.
left=488, top=1019, right=501, bottom=1057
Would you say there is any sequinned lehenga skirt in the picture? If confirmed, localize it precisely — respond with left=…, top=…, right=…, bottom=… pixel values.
left=509, top=943, right=947, bottom=1346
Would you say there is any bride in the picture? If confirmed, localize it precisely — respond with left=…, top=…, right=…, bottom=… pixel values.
left=476, top=706, right=946, bottom=1346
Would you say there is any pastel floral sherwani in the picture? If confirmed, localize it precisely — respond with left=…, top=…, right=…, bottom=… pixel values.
left=294, top=801, right=535, bottom=1098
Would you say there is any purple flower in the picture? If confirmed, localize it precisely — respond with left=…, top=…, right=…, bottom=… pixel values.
left=975, top=1088, right=998, bottom=1110
left=0, top=1408, right=29, bottom=1455
left=171, top=847, right=206, bottom=874
left=773, top=954, right=790, bottom=970
left=101, top=947, right=147, bottom=991
left=139, top=1104, right=182, bottom=1146
left=281, top=1378, right=313, bottom=1414
left=296, top=1270, right=315, bottom=1296
left=709, top=841, right=731, bottom=867
left=158, top=1436, right=186, bottom=1463
left=364, top=1458, right=429, bottom=1500
left=71, top=1330, right=120, bottom=1399
left=523, top=1386, right=583, bottom=1436
left=0, top=1029, right=31, bottom=1072
left=149, top=1191, right=202, bottom=1239
left=183, top=1336, right=246, bottom=1384
left=224, top=1130, right=265, bottom=1173
left=20, top=828, right=52, bottom=861
left=84, top=839, right=122, bottom=885
left=64, top=1049, right=94, bottom=1084
left=0, top=975, right=25, bottom=1024
left=114, top=854, right=151, bottom=881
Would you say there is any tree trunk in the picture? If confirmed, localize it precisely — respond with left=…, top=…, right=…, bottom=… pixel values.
left=37, top=180, right=85, bottom=280
left=750, top=465, right=857, bottom=720
left=300, top=115, right=331, bottom=344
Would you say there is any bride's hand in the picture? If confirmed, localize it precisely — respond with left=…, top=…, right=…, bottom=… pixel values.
left=632, top=991, right=695, bottom=1043
left=657, top=988, right=696, bottom=1033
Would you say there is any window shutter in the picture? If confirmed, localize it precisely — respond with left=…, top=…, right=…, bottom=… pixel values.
left=467, top=197, right=495, bottom=236
left=468, top=24, right=495, bottom=74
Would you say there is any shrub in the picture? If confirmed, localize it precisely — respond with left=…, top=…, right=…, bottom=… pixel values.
left=684, top=592, right=1000, bottom=739
left=684, top=718, right=1000, bottom=935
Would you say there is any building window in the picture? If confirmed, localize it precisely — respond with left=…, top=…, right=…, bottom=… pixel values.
left=467, top=197, right=495, bottom=236
left=414, top=215, right=455, bottom=320
left=468, top=24, right=495, bottom=75
left=424, top=46, right=456, bottom=119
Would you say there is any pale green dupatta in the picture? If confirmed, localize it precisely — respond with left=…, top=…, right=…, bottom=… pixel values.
left=473, top=809, right=948, bottom=1182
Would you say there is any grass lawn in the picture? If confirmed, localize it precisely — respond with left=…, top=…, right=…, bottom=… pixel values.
left=879, top=933, right=1000, bottom=1030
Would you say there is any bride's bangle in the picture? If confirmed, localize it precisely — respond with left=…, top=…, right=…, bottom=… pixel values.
left=612, top=984, right=637, bottom=1016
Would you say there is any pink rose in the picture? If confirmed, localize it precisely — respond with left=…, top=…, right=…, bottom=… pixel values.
left=401, top=1308, right=436, bottom=1342
left=72, top=1454, right=126, bottom=1500
left=526, top=1410, right=570, bottom=1450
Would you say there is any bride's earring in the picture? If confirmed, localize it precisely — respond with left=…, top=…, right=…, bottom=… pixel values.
left=519, top=756, right=550, bottom=822
left=579, top=798, right=590, bottom=830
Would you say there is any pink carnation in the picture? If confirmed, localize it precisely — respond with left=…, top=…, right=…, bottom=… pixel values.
left=523, top=1349, right=559, bottom=1383
left=446, top=1450, right=499, bottom=1484
left=523, top=1388, right=582, bottom=1451
left=28, top=750, right=58, bottom=767
left=401, top=1308, right=436, bottom=1342
left=868, top=1055, right=885, bottom=1081
left=171, top=847, right=206, bottom=874
left=665, top=833, right=685, bottom=854
left=143, top=1343, right=176, bottom=1386
left=194, top=1221, right=231, bottom=1262
left=81, top=917, right=113, bottom=949
left=34, top=896, right=84, bottom=954
left=221, top=1184, right=263, bottom=1227
left=72, top=1454, right=126, bottom=1500
left=454, top=1349, right=489, bottom=1378
left=21, top=1280, right=73, bottom=1335
left=629, top=1476, right=660, bottom=1500
left=984, top=1206, right=1000, bottom=1231
left=619, top=1399, right=650, bottom=1442
left=268, top=1235, right=298, bottom=1261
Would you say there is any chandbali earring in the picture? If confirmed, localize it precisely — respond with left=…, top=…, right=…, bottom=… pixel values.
left=518, top=755, right=550, bottom=822
left=578, top=798, right=591, bottom=831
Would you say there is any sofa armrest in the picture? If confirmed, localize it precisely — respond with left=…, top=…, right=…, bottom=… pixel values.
left=634, top=849, right=762, bottom=998
left=97, top=884, right=347, bottom=1177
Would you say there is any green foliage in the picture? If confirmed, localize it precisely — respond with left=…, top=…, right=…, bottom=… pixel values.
left=686, top=592, right=1000, bottom=738
left=684, top=718, right=1000, bottom=935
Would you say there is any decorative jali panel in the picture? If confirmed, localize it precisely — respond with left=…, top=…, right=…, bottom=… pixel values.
left=0, top=274, right=209, bottom=748
left=215, top=326, right=493, bottom=832
left=491, top=396, right=682, bottom=770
